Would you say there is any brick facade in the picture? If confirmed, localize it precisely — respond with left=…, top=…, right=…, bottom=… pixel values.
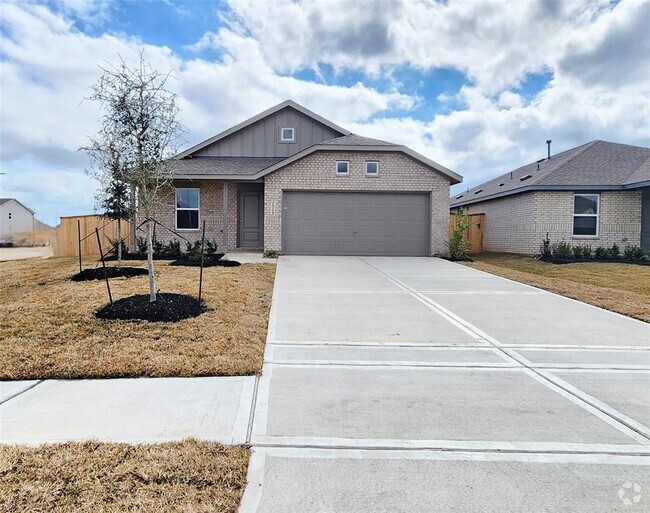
left=263, top=151, right=451, bottom=255
left=152, top=152, right=453, bottom=255
left=150, top=180, right=234, bottom=251
left=464, top=190, right=642, bottom=254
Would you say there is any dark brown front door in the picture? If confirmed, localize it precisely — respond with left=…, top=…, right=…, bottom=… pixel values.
left=238, top=185, right=263, bottom=248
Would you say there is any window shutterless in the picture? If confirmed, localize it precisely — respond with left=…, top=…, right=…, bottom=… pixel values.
left=336, top=161, right=349, bottom=175
left=176, top=188, right=200, bottom=230
left=366, top=161, right=379, bottom=176
left=573, top=193, right=599, bottom=236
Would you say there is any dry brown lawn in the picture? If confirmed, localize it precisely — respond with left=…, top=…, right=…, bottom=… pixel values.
left=0, top=440, right=249, bottom=513
left=0, top=257, right=275, bottom=380
left=465, top=253, right=650, bottom=322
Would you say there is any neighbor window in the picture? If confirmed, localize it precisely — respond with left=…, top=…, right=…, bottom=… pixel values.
left=176, top=188, right=199, bottom=230
left=280, top=127, right=295, bottom=142
left=366, top=161, right=379, bottom=176
left=336, top=161, right=349, bottom=175
left=573, top=193, right=599, bottom=236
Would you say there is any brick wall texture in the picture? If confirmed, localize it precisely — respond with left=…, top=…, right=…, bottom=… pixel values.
left=264, top=151, right=451, bottom=255
left=150, top=180, right=231, bottom=250
left=151, top=151, right=453, bottom=255
left=464, top=190, right=642, bottom=254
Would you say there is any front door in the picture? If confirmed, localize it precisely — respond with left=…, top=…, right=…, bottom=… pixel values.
left=238, top=185, right=263, bottom=248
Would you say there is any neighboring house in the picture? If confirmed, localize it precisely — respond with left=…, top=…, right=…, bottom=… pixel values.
left=450, top=141, right=650, bottom=254
left=154, top=100, right=462, bottom=256
left=0, top=198, right=35, bottom=243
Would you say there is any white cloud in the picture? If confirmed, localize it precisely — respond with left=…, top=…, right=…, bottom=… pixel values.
left=0, top=1, right=412, bottom=224
left=1, top=0, right=648, bottom=225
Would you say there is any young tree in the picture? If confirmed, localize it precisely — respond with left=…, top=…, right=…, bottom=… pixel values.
left=82, top=52, right=184, bottom=302
left=98, top=173, right=131, bottom=266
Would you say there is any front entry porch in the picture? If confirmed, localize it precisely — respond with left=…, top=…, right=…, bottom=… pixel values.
left=220, top=181, right=265, bottom=253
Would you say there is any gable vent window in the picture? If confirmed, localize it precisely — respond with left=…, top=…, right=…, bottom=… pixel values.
left=520, top=174, right=532, bottom=181
left=280, top=127, right=295, bottom=142
left=573, top=194, right=599, bottom=237
left=474, top=189, right=483, bottom=195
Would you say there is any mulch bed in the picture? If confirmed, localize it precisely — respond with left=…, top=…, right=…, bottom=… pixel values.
left=71, top=267, right=149, bottom=281
left=169, top=259, right=241, bottom=267
left=95, top=293, right=207, bottom=322
left=440, top=256, right=473, bottom=262
left=540, top=256, right=650, bottom=265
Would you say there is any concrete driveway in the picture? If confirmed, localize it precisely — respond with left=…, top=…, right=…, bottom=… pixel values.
left=241, top=256, right=650, bottom=512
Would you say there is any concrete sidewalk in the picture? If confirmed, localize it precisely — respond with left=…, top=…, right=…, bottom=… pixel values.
left=0, top=377, right=255, bottom=445
left=241, top=256, right=650, bottom=512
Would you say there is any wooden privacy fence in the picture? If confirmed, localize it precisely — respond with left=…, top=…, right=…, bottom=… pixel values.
left=56, top=215, right=132, bottom=257
left=449, top=213, right=484, bottom=254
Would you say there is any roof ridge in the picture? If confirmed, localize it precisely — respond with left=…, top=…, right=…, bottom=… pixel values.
left=537, top=140, right=600, bottom=183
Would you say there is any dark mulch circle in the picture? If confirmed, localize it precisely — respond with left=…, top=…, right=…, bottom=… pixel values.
left=169, top=259, right=241, bottom=267
left=71, top=267, right=149, bottom=282
left=95, top=293, right=206, bottom=322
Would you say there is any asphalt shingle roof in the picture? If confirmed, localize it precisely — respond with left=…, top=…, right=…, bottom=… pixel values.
left=320, top=134, right=398, bottom=146
left=170, top=157, right=284, bottom=177
left=451, top=140, right=650, bottom=207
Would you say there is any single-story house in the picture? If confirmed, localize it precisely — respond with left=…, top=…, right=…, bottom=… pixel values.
left=0, top=198, right=35, bottom=243
left=154, top=100, right=462, bottom=256
left=449, top=140, right=650, bottom=254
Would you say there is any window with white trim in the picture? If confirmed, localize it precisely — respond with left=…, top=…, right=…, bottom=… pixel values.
left=336, top=161, right=349, bottom=175
left=366, top=161, right=379, bottom=176
left=280, top=127, right=295, bottom=142
left=176, top=188, right=199, bottom=230
left=573, top=193, right=599, bottom=236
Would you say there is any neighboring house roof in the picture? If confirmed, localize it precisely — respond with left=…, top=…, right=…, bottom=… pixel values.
left=451, top=140, right=650, bottom=208
left=0, top=197, right=35, bottom=214
left=175, top=99, right=352, bottom=159
left=170, top=157, right=284, bottom=178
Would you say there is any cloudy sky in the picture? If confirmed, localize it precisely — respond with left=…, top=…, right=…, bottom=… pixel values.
left=1, top=0, right=649, bottom=225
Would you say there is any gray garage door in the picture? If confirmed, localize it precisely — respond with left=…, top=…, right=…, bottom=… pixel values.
left=282, top=192, right=430, bottom=256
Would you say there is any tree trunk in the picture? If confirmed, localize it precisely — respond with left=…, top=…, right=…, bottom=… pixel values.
left=146, top=219, right=156, bottom=302
left=129, top=186, right=137, bottom=253
left=117, top=219, right=122, bottom=267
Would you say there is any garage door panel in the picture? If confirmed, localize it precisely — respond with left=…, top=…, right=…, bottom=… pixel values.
left=283, top=192, right=430, bottom=256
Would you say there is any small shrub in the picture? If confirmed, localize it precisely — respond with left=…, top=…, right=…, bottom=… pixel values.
left=540, top=233, right=552, bottom=258
left=205, top=239, right=219, bottom=258
left=107, top=238, right=128, bottom=258
left=572, top=244, right=592, bottom=260
left=623, top=245, right=645, bottom=261
left=551, top=241, right=573, bottom=259
left=263, top=249, right=280, bottom=258
left=641, top=254, right=650, bottom=262
left=136, top=237, right=148, bottom=258
left=446, top=209, right=473, bottom=259
left=160, top=239, right=182, bottom=259
left=594, top=247, right=608, bottom=260
left=606, top=243, right=620, bottom=260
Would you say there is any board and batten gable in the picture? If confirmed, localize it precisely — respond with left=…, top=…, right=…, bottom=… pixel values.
left=192, top=106, right=345, bottom=158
